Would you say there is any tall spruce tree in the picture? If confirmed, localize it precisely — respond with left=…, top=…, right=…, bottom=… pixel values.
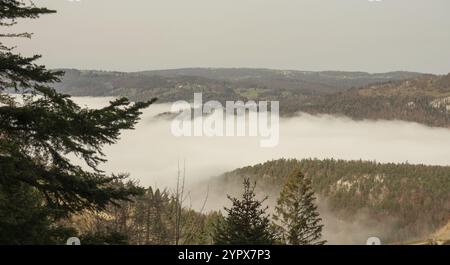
left=212, top=178, right=275, bottom=245
left=274, top=169, right=326, bottom=245
left=0, top=0, right=155, bottom=243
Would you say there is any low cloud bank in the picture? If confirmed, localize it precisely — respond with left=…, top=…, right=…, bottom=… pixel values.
left=71, top=97, right=450, bottom=187
left=72, top=97, right=450, bottom=244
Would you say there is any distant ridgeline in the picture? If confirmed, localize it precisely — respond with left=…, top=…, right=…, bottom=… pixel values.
left=51, top=68, right=450, bottom=127
left=212, top=158, right=450, bottom=243
left=298, top=74, right=450, bottom=128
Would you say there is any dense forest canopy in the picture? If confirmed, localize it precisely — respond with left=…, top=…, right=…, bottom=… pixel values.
left=213, top=158, right=450, bottom=243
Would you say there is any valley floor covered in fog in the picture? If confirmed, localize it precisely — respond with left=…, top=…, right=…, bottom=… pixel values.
left=73, top=97, right=450, bottom=187
left=72, top=97, right=450, bottom=244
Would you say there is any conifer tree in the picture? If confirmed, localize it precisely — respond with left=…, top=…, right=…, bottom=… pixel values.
left=213, top=178, right=275, bottom=245
left=0, top=181, right=76, bottom=244
left=274, top=169, right=326, bottom=245
left=0, top=0, right=156, bottom=243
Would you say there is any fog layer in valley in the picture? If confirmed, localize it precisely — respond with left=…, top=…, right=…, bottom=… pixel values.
left=73, top=97, right=450, bottom=244
left=73, top=97, right=450, bottom=187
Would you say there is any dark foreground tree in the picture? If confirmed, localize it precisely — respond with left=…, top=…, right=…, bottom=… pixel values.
left=274, top=169, right=325, bottom=245
left=0, top=0, right=155, bottom=243
left=0, top=181, right=77, bottom=244
left=213, top=178, right=276, bottom=245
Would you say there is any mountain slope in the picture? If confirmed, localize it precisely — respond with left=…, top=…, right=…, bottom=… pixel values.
left=54, top=68, right=422, bottom=102
left=53, top=68, right=450, bottom=127
left=207, top=158, right=450, bottom=243
left=298, top=74, right=450, bottom=127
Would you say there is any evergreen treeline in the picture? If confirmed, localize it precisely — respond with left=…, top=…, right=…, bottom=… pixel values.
left=65, top=176, right=325, bottom=246
left=218, top=158, right=450, bottom=242
left=298, top=91, right=450, bottom=128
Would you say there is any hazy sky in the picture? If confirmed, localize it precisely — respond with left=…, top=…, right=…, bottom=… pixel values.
left=7, top=0, right=450, bottom=73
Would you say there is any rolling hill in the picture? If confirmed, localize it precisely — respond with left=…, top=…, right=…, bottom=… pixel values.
left=55, top=68, right=421, bottom=99
left=299, top=73, right=450, bottom=127
left=53, top=68, right=450, bottom=127
left=205, top=158, right=450, bottom=243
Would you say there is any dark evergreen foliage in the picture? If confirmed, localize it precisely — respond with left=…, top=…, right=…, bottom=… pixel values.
left=213, top=178, right=276, bottom=245
left=274, top=169, right=325, bottom=245
left=0, top=0, right=155, bottom=243
left=219, top=158, right=450, bottom=242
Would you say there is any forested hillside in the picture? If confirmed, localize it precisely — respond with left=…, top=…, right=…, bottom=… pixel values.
left=54, top=69, right=450, bottom=128
left=211, top=159, right=450, bottom=242
left=3, top=0, right=450, bottom=248
left=55, top=68, right=420, bottom=100
left=299, top=74, right=450, bottom=127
